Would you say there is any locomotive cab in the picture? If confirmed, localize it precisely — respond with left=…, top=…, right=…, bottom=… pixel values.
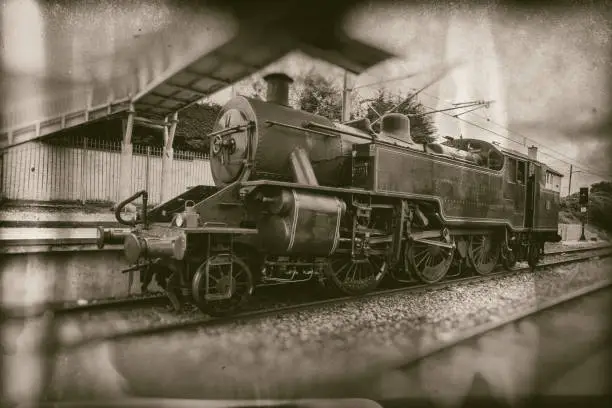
left=427, top=137, right=505, bottom=170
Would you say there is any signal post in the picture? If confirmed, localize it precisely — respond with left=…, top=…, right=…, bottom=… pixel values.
left=579, top=187, right=588, bottom=241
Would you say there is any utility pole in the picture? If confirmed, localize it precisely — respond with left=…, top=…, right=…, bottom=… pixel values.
left=341, top=70, right=351, bottom=122
left=568, top=164, right=573, bottom=196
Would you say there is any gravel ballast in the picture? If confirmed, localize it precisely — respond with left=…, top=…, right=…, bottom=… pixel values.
left=53, top=248, right=611, bottom=346
left=41, top=255, right=612, bottom=401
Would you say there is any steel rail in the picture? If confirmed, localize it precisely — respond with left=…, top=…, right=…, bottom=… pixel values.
left=55, top=246, right=612, bottom=350
left=0, top=244, right=603, bottom=322
left=2, top=245, right=609, bottom=320
left=49, top=243, right=612, bottom=312
left=359, top=271, right=612, bottom=388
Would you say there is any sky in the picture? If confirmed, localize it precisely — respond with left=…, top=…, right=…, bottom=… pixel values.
left=360, top=1, right=612, bottom=196
left=210, top=2, right=612, bottom=195
left=2, top=0, right=610, bottom=195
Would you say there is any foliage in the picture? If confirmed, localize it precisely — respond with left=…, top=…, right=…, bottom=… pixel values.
left=560, top=182, right=612, bottom=233
left=43, top=102, right=223, bottom=154
left=245, top=77, right=266, bottom=100
left=172, top=102, right=223, bottom=152
left=292, top=74, right=436, bottom=143
left=357, top=89, right=437, bottom=144
left=587, top=190, right=612, bottom=232
left=127, top=102, right=224, bottom=152
left=590, top=181, right=612, bottom=195
left=294, top=73, right=343, bottom=121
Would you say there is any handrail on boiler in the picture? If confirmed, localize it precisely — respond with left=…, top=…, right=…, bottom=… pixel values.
left=303, top=121, right=374, bottom=142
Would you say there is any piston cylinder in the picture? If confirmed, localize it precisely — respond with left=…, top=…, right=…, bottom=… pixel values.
left=257, top=189, right=346, bottom=255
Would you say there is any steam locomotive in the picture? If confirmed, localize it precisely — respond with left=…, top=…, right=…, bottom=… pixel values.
left=99, top=73, right=563, bottom=316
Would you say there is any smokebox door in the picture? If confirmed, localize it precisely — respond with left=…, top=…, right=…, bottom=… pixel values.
left=210, top=108, right=250, bottom=184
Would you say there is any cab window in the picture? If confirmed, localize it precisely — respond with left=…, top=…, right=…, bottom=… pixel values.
left=544, top=171, right=562, bottom=192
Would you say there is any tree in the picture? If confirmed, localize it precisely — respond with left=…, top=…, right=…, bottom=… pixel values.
left=172, top=102, right=223, bottom=152
left=589, top=190, right=612, bottom=232
left=292, top=72, right=436, bottom=143
left=590, top=181, right=612, bottom=195
left=357, top=89, right=437, bottom=144
left=246, top=77, right=266, bottom=100
left=294, top=73, right=342, bottom=121
left=232, top=76, right=266, bottom=100
left=560, top=181, right=612, bottom=233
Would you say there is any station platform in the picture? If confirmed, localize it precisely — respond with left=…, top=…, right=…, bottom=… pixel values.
left=0, top=227, right=100, bottom=247
left=0, top=204, right=120, bottom=228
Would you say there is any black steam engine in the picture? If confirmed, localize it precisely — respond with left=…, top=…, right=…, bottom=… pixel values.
left=100, top=73, right=563, bottom=316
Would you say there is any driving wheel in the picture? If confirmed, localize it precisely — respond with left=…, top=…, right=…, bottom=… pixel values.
left=468, top=234, right=500, bottom=275
left=405, top=237, right=454, bottom=284
left=323, top=253, right=387, bottom=296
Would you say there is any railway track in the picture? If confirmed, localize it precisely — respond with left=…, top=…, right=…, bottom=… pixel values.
left=47, top=243, right=612, bottom=314
left=3, top=243, right=607, bottom=321
left=331, top=273, right=612, bottom=405
left=54, top=243, right=612, bottom=313
left=46, top=243, right=611, bottom=350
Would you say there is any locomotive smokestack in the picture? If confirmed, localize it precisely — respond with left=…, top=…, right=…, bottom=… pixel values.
left=263, top=73, right=293, bottom=106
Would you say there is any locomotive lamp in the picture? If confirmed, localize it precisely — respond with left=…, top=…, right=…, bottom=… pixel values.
left=172, top=213, right=185, bottom=227
left=183, top=200, right=200, bottom=227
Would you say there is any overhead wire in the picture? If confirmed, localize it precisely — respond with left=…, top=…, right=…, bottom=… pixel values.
left=424, top=102, right=612, bottom=179
left=420, top=90, right=608, bottom=175
left=414, top=89, right=611, bottom=179
left=353, top=71, right=610, bottom=179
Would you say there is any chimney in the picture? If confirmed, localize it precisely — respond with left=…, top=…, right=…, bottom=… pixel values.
left=263, top=73, right=293, bottom=106
left=528, top=145, right=538, bottom=161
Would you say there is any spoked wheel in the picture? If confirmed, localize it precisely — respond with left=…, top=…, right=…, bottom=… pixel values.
left=323, top=253, right=387, bottom=296
left=468, top=235, right=500, bottom=275
left=192, top=254, right=254, bottom=317
left=405, top=238, right=455, bottom=284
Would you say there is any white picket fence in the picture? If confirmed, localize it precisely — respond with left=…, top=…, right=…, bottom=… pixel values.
left=1, top=138, right=213, bottom=205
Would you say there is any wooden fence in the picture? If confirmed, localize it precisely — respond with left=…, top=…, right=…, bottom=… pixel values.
left=1, top=137, right=213, bottom=205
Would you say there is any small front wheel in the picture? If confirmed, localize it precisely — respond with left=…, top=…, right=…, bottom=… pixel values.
left=192, top=254, right=254, bottom=317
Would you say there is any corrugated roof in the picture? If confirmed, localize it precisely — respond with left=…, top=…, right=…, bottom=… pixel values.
left=0, top=0, right=394, bottom=150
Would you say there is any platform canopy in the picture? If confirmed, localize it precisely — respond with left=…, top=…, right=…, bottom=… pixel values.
left=0, top=0, right=394, bottom=149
